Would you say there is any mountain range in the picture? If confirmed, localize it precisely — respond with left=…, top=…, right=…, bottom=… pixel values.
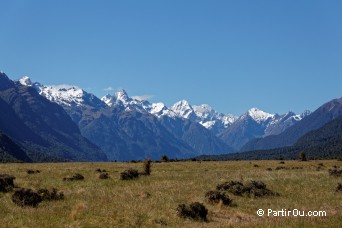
left=0, top=73, right=107, bottom=162
left=19, top=75, right=311, bottom=160
left=20, top=77, right=232, bottom=160
left=197, top=114, right=342, bottom=161
left=242, top=98, right=342, bottom=151
left=1, top=72, right=341, bottom=162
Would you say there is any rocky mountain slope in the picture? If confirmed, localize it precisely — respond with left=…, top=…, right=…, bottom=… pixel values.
left=0, top=73, right=107, bottom=162
left=241, top=98, right=342, bottom=151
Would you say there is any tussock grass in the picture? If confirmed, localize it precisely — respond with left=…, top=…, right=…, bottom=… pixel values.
left=0, top=160, right=341, bottom=227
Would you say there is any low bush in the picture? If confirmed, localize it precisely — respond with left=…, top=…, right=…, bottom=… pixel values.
left=328, top=168, right=342, bottom=177
left=0, top=174, right=15, bottom=192
left=291, top=167, right=303, bottom=170
left=161, top=155, right=169, bottom=162
left=299, top=152, right=307, bottom=161
left=37, top=188, right=64, bottom=201
left=27, top=170, right=41, bottom=174
left=120, top=169, right=139, bottom=180
left=142, top=159, right=152, bottom=176
left=12, top=188, right=42, bottom=207
left=205, top=190, right=232, bottom=206
left=176, top=202, right=208, bottom=221
left=63, top=173, right=84, bottom=181
left=244, top=180, right=278, bottom=197
left=336, top=183, right=342, bottom=193
left=266, top=168, right=273, bottom=171
left=217, top=181, right=244, bottom=195
left=217, top=180, right=278, bottom=198
left=99, top=173, right=110, bottom=179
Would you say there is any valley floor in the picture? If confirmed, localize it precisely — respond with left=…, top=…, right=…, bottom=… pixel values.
left=0, top=160, right=341, bottom=227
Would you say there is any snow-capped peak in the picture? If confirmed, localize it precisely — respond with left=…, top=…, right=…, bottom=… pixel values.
left=246, top=108, right=274, bottom=123
left=169, top=100, right=237, bottom=133
left=172, top=100, right=192, bottom=109
left=101, top=94, right=113, bottom=106
left=193, top=104, right=215, bottom=118
left=38, top=84, right=85, bottom=107
left=101, top=89, right=131, bottom=107
left=115, top=89, right=129, bottom=103
left=19, top=76, right=33, bottom=86
left=170, top=100, right=195, bottom=119
left=18, top=76, right=107, bottom=108
left=144, top=102, right=177, bottom=118
left=150, top=102, right=167, bottom=114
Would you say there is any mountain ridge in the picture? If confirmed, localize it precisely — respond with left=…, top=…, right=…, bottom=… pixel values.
left=20, top=76, right=233, bottom=160
left=18, top=75, right=310, bottom=157
left=0, top=73, right=108, bottom=162
left=241, top=97, right=342, bottom=151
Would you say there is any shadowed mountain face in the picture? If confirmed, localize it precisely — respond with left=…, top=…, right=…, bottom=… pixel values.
left=0, top=131, right=31, bottom=162
left=159, top=115, right=233, bottom=155
left=80, top=106, right=196, bottom=161
left=79, top=104, right=233, bottom=161
left=294, top=115, right=342, bottom=153
left=218, top=109, right=308, bottom=151
left=241, top=98, right=342, bottom=151
left=197, top=115, right=342, bottom=161
left=0, top=73, right=107, bottom=162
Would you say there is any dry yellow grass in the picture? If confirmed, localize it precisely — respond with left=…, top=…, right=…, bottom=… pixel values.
left=0, top=160, right=341, bottom=227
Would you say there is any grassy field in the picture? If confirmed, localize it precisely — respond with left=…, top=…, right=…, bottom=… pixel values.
left=0, top=160, right=342, bottom=227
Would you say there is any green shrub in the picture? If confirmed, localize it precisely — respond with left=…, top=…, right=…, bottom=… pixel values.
left=161, top=155, right=169, bottom=162
left=27, top=169, right=41, bottom=174
left=120, top=169, right=139, bottom=180
left=299, top=152, right=307, bottom=161
left=205, top=190, right=232, bottom=206
left=37, top=188, right=64, bottom=201
left=63, top=173, right=84, bottom=181
left=0, top=174, right=15, bottom=192
left=217, top=180, right=278, bottom=197
left=176, top=202, right=208, bottom=221
left=12, top=188, right=42, bottom=207
left=329, top=168, right=342, bottom=177
left=142, top=159, right=152, bottom=176
left=99, top=173, right=110, bottom=179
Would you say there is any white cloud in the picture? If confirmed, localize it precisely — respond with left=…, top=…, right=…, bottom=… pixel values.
left=131, top=95, right=153, bottom=101
left=103, top=86, right=114, bottom=91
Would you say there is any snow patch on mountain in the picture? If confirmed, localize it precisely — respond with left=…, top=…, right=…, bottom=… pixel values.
left=244, top=108, right=274, bottom=123
left=170, top=100, right=195, bottom=119
left=18, top=76, right=104, bottom=108
left=39, top=85, right=84, bottom=107
left=19, top=76, right=32, bottom=86
left=170, top=101, right=237, bottom=133
left=101, top=91, right=177, bottom=118
left=101, top=94, right=113, bottom=106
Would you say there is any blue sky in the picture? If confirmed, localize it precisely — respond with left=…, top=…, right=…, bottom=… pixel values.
left=1, top=1, right=341, bottom=116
